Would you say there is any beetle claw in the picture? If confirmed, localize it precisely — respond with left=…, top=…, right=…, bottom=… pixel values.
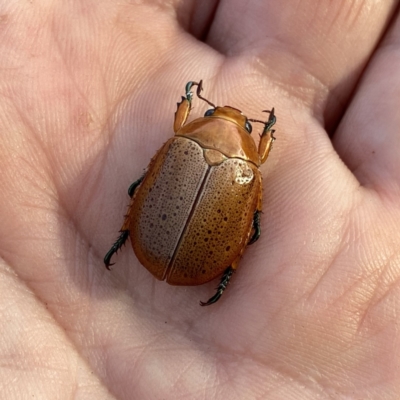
left=185, top=81, right=200, bottom=101
left=261, top=108, right=277, bottom=134
left=104, top=230, right=130, bottom=270
left=105, top=262, right=115, bottom=271
left=200, top=291, right=222, bottom=307
left=200, top=266, right=234, bottom=306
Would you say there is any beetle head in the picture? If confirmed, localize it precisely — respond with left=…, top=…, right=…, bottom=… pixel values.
left=204, top=106, right=253, bottom=134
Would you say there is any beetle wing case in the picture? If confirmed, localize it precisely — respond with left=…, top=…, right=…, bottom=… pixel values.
left=129, top=136, right=261, bottom=285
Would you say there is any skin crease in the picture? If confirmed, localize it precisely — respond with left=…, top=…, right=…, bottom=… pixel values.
left=1, top=0, right=400, bottom=398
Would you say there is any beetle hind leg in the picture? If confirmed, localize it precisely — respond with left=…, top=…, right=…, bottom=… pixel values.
left=200, top=266, right=234, bottom=306
left=104, top=230, right=130, bottom=270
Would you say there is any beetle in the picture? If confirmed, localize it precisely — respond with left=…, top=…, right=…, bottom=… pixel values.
left=104, top=80, right=276, bottom=306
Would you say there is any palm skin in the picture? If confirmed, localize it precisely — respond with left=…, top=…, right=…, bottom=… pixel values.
left=1, top=1, right=400, bottom=398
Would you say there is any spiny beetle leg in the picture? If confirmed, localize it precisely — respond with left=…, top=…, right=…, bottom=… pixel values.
left=200, top=266, right=234, bottom=306
left=104, top=230, right=129, bottom=270
left=261, top=108, right=277, bottom=136
left=128, top=175, right=144, bottom=198
left=185, top=81, right=198, bottom=102
left=248, top=210, right=261, bottom=245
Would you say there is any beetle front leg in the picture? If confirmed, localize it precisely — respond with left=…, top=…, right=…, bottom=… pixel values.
left=258, top=108, right=277, bottom=164
left=173, top=81, right=198, bottom=133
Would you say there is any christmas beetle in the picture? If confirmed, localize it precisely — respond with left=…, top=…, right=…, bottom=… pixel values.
left=104, top=80, right=276, bottom=306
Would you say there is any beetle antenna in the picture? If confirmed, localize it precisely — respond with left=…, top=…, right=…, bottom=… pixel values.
left=247, top=118, right=264, bottom=124
left=196, top=80, right=216, bottom=108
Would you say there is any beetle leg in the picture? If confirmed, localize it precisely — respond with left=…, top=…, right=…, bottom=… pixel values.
left=128, top=175, right=144, bottom=197
left=174, top=81, right=198, bottom=132
left=174, top=81, right=218, bottom=132
left=258, top=108, right=277, bottom=164
left=104, top=175, right=144, bottom=269
left=104, top=230, right=129, bottom=270
left=200, top=265, right=235, bottom=306
left=248, top=210, right=261, bottom=245
left=174, top=96, right=191, bottom=133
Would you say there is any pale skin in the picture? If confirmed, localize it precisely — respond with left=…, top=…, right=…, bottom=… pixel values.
left=1, top=0, right=400, bottom=398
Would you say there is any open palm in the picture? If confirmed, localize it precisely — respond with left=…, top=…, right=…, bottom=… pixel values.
left=1, top=1, right=400, bottom=398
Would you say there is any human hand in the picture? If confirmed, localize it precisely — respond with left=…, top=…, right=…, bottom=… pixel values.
left=1, top=1, right=399, bottom=398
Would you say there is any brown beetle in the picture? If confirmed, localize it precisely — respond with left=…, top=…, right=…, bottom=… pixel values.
left=105, top=81, right=276, bottom=306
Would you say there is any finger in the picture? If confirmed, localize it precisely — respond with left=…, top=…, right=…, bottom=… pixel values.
left=333, top=13, right=400, bottom=199
left=202, top=0, right=397, bottom=124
